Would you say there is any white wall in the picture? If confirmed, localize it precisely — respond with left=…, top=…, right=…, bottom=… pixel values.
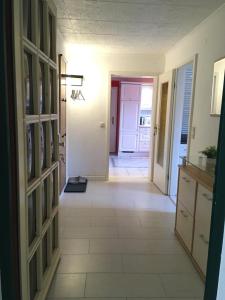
left=165, top=4, right=225, bottom=156
left=65, top=44, right=164, bottom=178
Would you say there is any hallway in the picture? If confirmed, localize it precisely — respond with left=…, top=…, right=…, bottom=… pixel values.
left=109, top=156, right=149, bottom=177
left=47, top=180, right=204, bottom=299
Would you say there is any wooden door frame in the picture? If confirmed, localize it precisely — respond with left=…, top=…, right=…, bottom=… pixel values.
left=0, top=0, right=21, bottom=299
left=110, top=80, right=121, bottom=155
left=168, top=54, right=198, bottom=198
left=106, top=72, right=158, bottom=180
left=58, top=53, right=67, bottom=192
left=153, top=70, right=176, bottom=194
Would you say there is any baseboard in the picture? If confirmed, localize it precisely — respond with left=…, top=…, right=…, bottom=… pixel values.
left=85, top=175, right=107, bottom=181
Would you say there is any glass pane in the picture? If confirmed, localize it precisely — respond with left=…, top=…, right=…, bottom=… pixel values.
left=48, top=13, right=54, bottom=59
left=23, top=0, right=32, bottom=40
left=28, top=192, right=36, bottom=246
left=42, top=180, right=47, bottom=224
left=50, top=171, right=58, bottom=208
left=29, top=253, right=38, bottom=300
left=40, top=123, right=47, bottom=171
left=50, top=69, right=55, bottom=113
left=50, top=121, right=55, bottom=162
left=39, top=62, right=46, bottom=114
left=24, top=52, right=33, bottom=114
left=52, top=216, right=58, bottom=252
left=157, top=82, right=168, bottom=167
left=27, top=124, right=35, bottom=182
left=42, top=233, right=48, bottom=274
left=38, top=0, right=44, bottom=51
left=50, top=173, right=54, bottom=207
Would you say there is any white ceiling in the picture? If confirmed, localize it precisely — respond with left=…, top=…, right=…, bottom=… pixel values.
left=54, top=0, right=225, bottom=53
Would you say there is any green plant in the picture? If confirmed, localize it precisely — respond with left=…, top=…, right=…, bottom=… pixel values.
left=200, top=146, right=217, bottom=159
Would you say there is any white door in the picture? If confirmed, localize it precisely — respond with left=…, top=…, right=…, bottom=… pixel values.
left=169, top=63, right=194, bottom=200
left=119, top=100, right=139, bottom=151
left=153, top=71, right=175, bottom=194
left=110, top=87, right=118, bottom=153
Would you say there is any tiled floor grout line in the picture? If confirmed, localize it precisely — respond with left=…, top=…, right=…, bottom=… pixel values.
left=158, top=273, right=168, bottom=298
left=84, top=273, right=87, bottom=297
left=88, top=239, right=91, bottom=254
left=49, top=181, right=204, bottom=299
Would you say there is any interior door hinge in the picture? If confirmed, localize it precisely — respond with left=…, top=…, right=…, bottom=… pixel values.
left=61, top=98, right=67, bottom=102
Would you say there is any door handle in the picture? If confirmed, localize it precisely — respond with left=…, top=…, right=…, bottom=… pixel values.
left=59, top=153, right=65, bottom=164
left=199, top=234, right=209, bottom=245
left=112, top=116, right=115, bottom=125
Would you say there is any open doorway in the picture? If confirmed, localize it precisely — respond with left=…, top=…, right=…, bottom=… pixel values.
left=109, top=76, right=154, bottom=178
left=168, top=62, right=194, bottom=202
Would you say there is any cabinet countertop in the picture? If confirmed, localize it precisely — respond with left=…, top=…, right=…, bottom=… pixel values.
left=179, top=165, right=214, bottom=192
left=139, top=125, right=151, bottom=128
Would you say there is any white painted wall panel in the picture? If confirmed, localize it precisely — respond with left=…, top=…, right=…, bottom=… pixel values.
left=64, top=44, right=164, bottom=178
left=165, top=4, right=225, bottom=156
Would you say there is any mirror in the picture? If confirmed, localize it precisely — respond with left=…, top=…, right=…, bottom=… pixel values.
left=211, top=57, right=225, bottom=116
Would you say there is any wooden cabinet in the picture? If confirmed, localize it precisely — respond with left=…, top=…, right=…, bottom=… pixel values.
left=176, top=201, right=194, bottom=251
left=119, top=100, right=139, bottom=151
left=138, top=126, right=151, bottom=152
left=119, top=83, right=152, bottom=153
left=178, top=169, right=196, bottom=215
left=175, top=165, right=213, bottom=280
left=192, top=185, right=212, bottom=275
left=121, top=83, right=141, bottom=101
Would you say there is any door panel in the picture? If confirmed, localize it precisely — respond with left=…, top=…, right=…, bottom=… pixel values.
left=121, top=83, right=141, bottom=101
left=119, top=100, right=139, bottom=152
left=58, top=54, right=67, bottom=192
left=14, top=1, right=60, bottom=299
left=110, top=87, right=118, bottom=153
left=153, top=71, right=174, bottom=194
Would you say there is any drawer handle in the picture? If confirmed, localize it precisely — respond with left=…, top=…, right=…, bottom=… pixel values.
left=199, top=234, right=209, bottom=245
left=180, top=210, right=188, bottom=218
left=202, top=193, right=213, bottom=202
left=182, top=176, right=190, bottom=183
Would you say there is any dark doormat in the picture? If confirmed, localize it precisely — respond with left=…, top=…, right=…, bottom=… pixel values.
left=64, top=176, right=88, bottom=193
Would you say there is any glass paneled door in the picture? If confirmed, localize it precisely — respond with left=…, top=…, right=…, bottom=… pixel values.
left=13, top=0, right=59, bottom=299
left=153, top=71, right=175, bottom=194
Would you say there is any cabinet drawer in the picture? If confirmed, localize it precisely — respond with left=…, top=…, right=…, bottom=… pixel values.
left=139, top=127, right=150, bottom=134
left=139, top=141, right=150, bottom=151
left=178, top=169, right=196, bottom=215
left=192, top=184, right=212, bottom=276
left=139, top=133, right=150, bottom=142
left=176, top=202, right=194, bottom=252
left=193, top=228, right=210, bottom=276
left=195, top=184, right=213, bottom=238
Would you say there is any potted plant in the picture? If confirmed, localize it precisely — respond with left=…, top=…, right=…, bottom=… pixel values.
left=199, top=146, right=217, bottom=171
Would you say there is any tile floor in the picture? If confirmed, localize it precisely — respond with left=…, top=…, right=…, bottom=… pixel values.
left=47, top=179, right=204, bottom=300
left=109, top=156, right=149, bottom=177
